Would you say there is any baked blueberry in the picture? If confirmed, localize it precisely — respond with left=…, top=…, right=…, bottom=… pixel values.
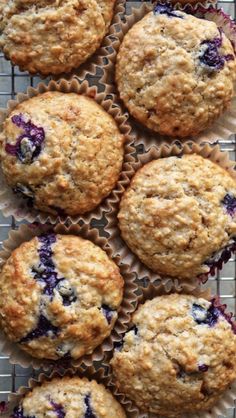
left=5, top=114, right=45, bottom=164
left=111, top=294, right=236, bottom=416
left=199, top=31, right=234, bottom=71
left=222, top=193, right=236, bottom=216
left=84, top=395, right=96, bottom=418
left=20, top=314, right=59, bottom=344
left=0, top=234, right=123, bottom=360
left=11, top=377, right=126, bottom=418
left=153, top=3, right=183, bottom=18
left=1, top=92, right=124, bottom=216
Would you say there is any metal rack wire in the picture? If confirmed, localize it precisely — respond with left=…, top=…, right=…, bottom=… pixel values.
left=0, top=1, right=236, bottom=417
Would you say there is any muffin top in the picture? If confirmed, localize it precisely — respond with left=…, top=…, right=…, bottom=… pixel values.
left=0, top=91, right=124, bottom=217
left=111, top=294, right=236, bottom=417
left=12, top=376, right=126, bottom=418
left=0, top=0, right=115, bottom=74
left=0, top=233, right=124, bottom=360
left=118, top=154, right=236, bottom=279
left=116, top=5, right=236, bottom=138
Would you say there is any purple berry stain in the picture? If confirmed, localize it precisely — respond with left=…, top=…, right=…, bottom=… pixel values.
left=154, top=2, right=183, bottom=18
left=19, top=234, right=76, bottom=346
left=33, top=234, right=77, bottom=305
left=192, top=303, right=220, bottom=327
left=50, top=400, right=65, bottom=418
left=20, top=314, right=59, bottom=344
left=12, top=401, right=65, bottom=418
left=12, top=406, right=35, bottom=418
left=199, top=29, right=234, bottom=71
left=5, top=113, right=45, bottom=164
left=101, top=304, right=115, bottom=324
left=198, top=364, right=209, bottom=372
left=192, top=298, right=236, bottom=334
left=222, top=193, right=236, bottom=216
left=0, top=402, right=7, bottom=414
left=84, top=395, right=96, bottom=418
left=204, top=239, right=236, bottom=279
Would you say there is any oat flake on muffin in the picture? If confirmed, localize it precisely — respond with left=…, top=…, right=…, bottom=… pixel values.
left=0, top=0, right=116, bottom=75
left=116, top=4, right=236, bottom=137
left=111, top=293, right=236, bottom=417
left=118, top=154, right=236, bottom=279
left=12, top=376, right=126, bottom=417
left=0, top=234, right=124, bottom=360
left=0, top=91, right=124, bottom=217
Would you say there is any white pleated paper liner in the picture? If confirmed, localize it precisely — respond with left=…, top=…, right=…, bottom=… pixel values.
left=0, top=77, right=135, bottom=224
left=104, top=141, right=236, bottom=290
left=0, top=223, right=138, bottom=371
left=109, top=282, right=236, bottom=418
left=3, top=365, right=138, bottom=418
left=101, top=2, right=236, bottom=146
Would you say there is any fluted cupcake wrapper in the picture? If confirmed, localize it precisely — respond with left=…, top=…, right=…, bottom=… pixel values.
left=0, top=0, right=126, bottom=80
left=0, top=223, right=138, bottom=371
left=104, top=141, right=236, bottom=289
left=101, top=2, right=236, bottom=145
left=3, top=364, right=138, bottom=418
left=0, top=77, right=135, bottom=224
left=109, top=282, right=236, bottom=418
left=73, top=0, right=126, bottom=82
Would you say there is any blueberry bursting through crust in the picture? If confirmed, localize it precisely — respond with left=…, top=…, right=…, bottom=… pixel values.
left=12, top=394, right=97, bottom=418
left=192, top=298, right=236, bottom=334
left=18, top=234, right=115, bottom=352
left=32, top=234, right=77, bottom=306
left=5, top=114, right=45, bottom=164
left=153, top=2, right=183, bottom=18
left=200, top=193, right=236, bottom=280
left=19, top=234, right=77, bottom=346
left=199, top=29, right=235, bottom=71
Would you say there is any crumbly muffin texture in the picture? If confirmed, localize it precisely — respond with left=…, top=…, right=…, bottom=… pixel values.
left=0, top=234, right=124, bottom=360
left=118, top=154, right=236, bottom=279
left=111, top=294, right=236, bottom=417
left=116, top=6, right=236, bottom=138
left=0, top=0, right=115, bottom=75
left=12, top=376, right=126, bottom=418
left=0, top=91, right=124, bottom=217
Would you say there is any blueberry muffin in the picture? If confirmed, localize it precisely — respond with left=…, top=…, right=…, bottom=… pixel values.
left=12, top=376, right=126, bottom=417
left=0, top=233, right=124, bottom=360
left=118, top=154, right=236, bottom=280
left=0, top=91, right=124, bottom=217
left=111, top=294, right=236, bottom=417
left=0, top=0, right=116, bottom=75
left=116, top=4, right=236, bottom=138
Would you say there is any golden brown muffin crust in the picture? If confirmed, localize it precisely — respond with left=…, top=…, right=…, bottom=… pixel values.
left=0, top=234, right=124, bottom=360
left=111, top=294, right=236, bottom=417
left=116, top=10, right=236, bottom=137
left=0, top=0, right=114, bottom=74
left=0, top=91, right=124, bottom=216
left=16, top=376, right=126, bottom=417
left=118, top=154, right=236, bottom=279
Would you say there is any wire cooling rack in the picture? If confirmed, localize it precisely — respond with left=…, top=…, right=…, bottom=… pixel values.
left=0, top=1, right=236, bottom=417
